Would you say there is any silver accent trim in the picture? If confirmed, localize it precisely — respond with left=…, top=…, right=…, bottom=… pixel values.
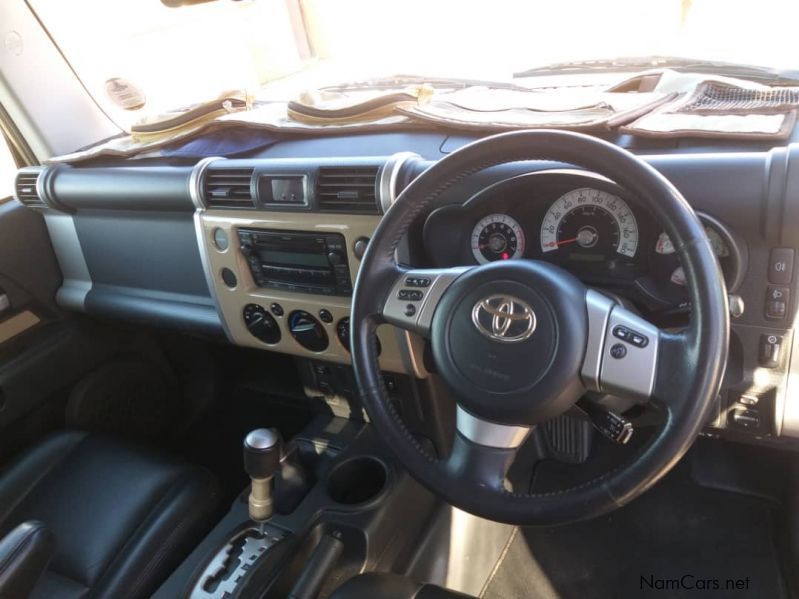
left=456, top=406, right=530, bottom=448
left=378, top=152, right=419, bottom=213
left=192, top=211, right=234, bottom=342
left=471, top=295, right=536, bottom=343
left=43, top=213, right=92, bottom=310
left=188, top=524, right=288, bottom=599
left=13, top=166, right=47, bottom=210
left=780, top=325, right=799, bottom=437
left=582, top=290, right=615, bottom=390
left=245, top=428, right=280, bottom=450
left=383, top=267, right=471, bottom=336
left=599, top=306, right=660, bottom=400
left=188, top=156, right=224, bottom=209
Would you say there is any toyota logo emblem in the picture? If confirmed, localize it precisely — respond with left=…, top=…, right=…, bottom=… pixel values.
left=471, top=295, right=536, bottom=343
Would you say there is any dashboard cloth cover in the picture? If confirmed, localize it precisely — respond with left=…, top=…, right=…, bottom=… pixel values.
left=47, top=70, right=797, bottom=164
left=0, top=430, right=220, bottom=598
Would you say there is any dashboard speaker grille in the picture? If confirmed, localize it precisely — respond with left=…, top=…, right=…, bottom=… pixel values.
left=203, top=167, right=255, bottom=209
left=14, top=171, right=45, bottom=209
left=316, top=166, right=380, bottom=214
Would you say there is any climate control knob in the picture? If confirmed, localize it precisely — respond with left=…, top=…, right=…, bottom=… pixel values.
left=243, top=304, right=281, bottom=344
left=288, top=310, right=329, bottom=352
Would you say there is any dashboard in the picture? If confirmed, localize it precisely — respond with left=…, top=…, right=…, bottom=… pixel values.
left=12, top=131, right=799, bottom=451
left=422, top=171, right=747, bottom=320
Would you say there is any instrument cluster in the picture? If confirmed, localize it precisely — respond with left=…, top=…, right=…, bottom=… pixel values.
left=423, top=172, right=746, bottom=313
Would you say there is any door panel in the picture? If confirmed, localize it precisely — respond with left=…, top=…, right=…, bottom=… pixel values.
left=0, top=200, right=112, bottom=458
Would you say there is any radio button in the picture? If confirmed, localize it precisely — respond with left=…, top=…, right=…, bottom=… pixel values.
left=327, top=251, right=345, bottom=266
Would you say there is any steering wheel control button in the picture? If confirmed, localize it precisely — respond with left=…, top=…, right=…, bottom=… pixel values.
left=404, top=304, right=416, bottom=317
left=405, top=276, right=431, bottom=288
left=288, top=311, right=329, bottom=352
left=243, top=304, right=281, bottom=344
left=768, top=248, right=794, bottom=284
left=765, top=286, right=789, bottom=319
left=610, top=343, right=627, bottom=359
left=318, top=309, right=333, bottom=323
left=221, top=268, right=238, bottom=289
left=612, top=325, right=649, bottom=348
left=270, top=303, right=284, bottom=317
left=759, top=334, right=783, bottom=368
left=397, top=289, right=424, bottom=301
left=599, top=305, right=659, bottom=400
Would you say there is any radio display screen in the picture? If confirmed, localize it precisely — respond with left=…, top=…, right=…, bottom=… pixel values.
left=259, top=249, right=329, bottom=269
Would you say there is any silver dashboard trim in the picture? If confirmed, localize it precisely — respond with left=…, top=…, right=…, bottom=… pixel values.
left=780, top=325, right=799, bottom=437
left=192, top=211, right=234, bottom=342
left=43, top=212, right=92, bottom=310
left=378, top=152, right=419, bottom=213
left=189, top=156, right=224, bottom=209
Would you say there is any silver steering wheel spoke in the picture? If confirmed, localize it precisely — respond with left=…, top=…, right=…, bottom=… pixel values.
left=455, top=406, right=531, bottom=449
left=582, top=289, right=661, bottom=401
left=382, top=267, right=472, bottom=337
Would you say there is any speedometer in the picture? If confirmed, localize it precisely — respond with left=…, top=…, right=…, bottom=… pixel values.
left=540, top=188, right=638, bottom=259
left=471, top=214, right=525, bottom=264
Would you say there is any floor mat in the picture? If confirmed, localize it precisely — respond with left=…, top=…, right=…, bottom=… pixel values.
left=482, top=464, right=788, bottom=599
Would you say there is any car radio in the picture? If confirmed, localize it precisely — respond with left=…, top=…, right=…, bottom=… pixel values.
left=238, top=228, right=352, bottom=296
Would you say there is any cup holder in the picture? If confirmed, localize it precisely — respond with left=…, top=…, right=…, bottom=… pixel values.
left=326, top=456, right=388, bottom=505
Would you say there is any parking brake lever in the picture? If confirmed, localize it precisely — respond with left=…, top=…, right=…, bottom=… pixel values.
left=576, top=398, right=634, bottom=445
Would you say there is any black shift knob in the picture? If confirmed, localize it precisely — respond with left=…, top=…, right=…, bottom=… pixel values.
left=243, top=428, right=281, bottom=480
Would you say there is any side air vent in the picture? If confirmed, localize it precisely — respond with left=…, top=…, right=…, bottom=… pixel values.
left=14, top=170, right=45, bottom=209
left=316, top=166, right=380, bottom=214
left=203, top=167, right=255, bottom=209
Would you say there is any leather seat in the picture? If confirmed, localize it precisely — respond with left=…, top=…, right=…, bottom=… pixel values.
left=329, top=572, right=476, bottom=599
left=0, top=430, right=220, bottom=598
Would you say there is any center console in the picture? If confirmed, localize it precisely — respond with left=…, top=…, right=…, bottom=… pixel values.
left=153, top=417, right=440, bottom=599
left=192, top=155, right=418, bottom=375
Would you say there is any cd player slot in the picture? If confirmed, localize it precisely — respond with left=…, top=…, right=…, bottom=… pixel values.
left=238, top=228, right=352, bottom=296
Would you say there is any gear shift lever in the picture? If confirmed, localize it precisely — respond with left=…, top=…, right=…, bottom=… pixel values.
left=243, top=429, right=281, bottom=531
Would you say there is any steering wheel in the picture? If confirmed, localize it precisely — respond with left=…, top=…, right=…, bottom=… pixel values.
left=350, top=130, right=728, bottom=525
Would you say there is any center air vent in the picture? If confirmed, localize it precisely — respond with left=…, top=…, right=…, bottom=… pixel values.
left=203, top=167, right=255, bottom=209
left=316, top=166, right=380, bottom=214
left=14, top=170, right=45, bottom=209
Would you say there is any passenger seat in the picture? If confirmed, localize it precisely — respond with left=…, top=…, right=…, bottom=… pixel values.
left=0, top=430, right=219, bottom=598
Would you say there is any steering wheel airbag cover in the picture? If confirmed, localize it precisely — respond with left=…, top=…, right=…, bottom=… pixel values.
left=432, top=260, right=587, bottom=424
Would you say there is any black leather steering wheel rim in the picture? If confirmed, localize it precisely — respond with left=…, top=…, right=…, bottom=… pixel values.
left=350, top=130, right=728, bottom=525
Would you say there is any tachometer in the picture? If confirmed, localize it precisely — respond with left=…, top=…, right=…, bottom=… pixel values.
left=540, top=188, right=638, bottom=259
left=471, top=214, right=526, bottom=264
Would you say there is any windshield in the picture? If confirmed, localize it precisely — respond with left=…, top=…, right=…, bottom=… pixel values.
left=28, top=0, right=799, bottom=131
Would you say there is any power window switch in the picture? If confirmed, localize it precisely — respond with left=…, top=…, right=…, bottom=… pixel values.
left=759, top=334, right=783, bottom=368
